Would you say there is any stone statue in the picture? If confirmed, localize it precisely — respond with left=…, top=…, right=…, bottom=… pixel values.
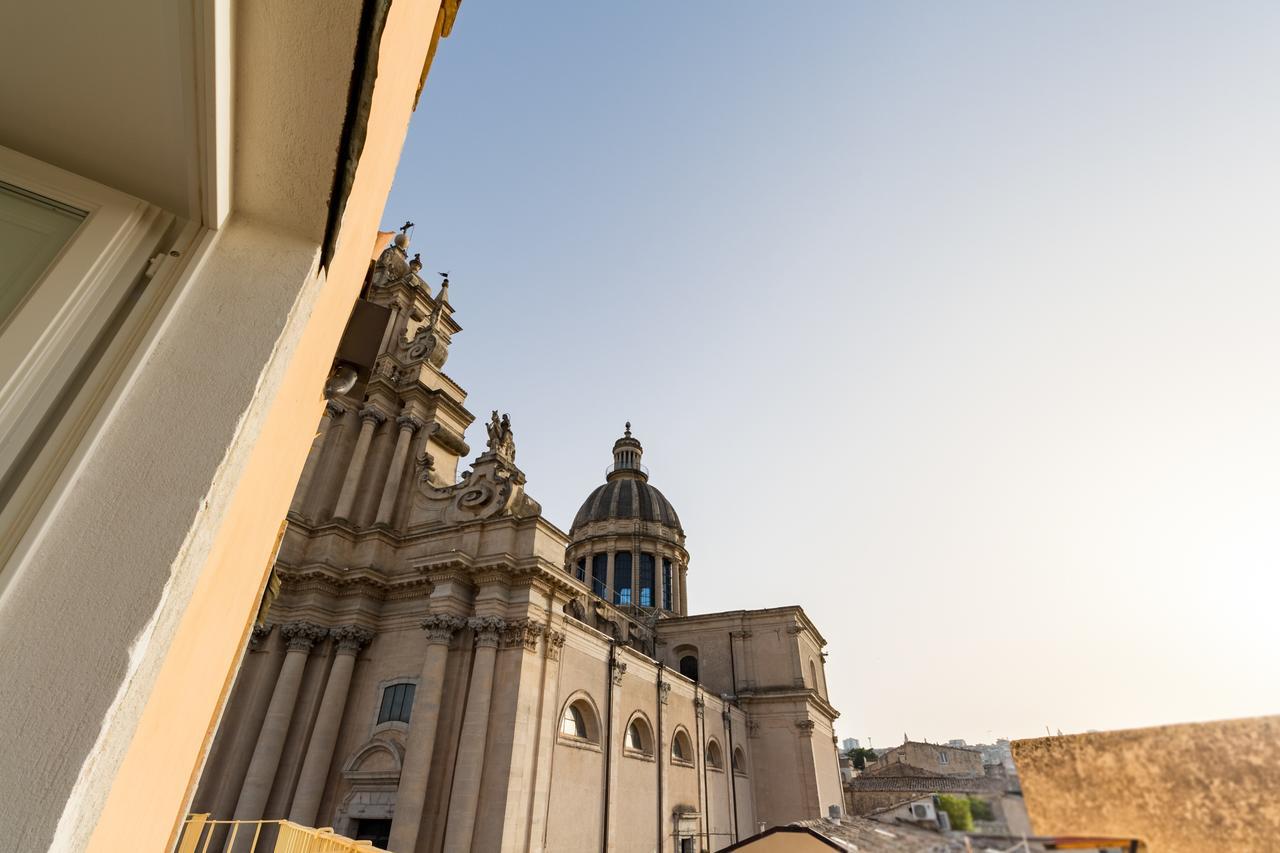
left=485, top=410, right=516, bottom=461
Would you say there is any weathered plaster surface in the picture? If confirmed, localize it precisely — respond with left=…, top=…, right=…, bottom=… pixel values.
left=1013, top=715, right=1280, bottom=852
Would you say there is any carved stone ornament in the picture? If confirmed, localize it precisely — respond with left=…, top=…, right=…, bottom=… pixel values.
left=484, top=411, right=517, bottom=463
left=281, top=621, right=329, bottom=652
left=747, top=721, right=760, bottom=738
left=370, top=228, right=417, bottom=290
left=468, top=616, right=507, bottom=648
left=694, top=695, right=705, bottom=718
left=658, top=680, right=671, bottom=705
left=612, top=660, right=628, bottom=686
left=787, top=625, right=803, bottom=635
left=795, top=719, right=816, bottom=736
left=500, top=619, right=545, bottom=652
left=416, top=418, right=541, bottom=525
left=331, top=625, right=376, bottom=653
left=372, top=355, right=402, bottom=384
left=359, top=406, right=388, bottom=426
left=730, top=630, right=753, bottom=640
left=397, top=414, right=424, bottom=434
left=420, top=614, right=467, bottom=645
left=249, top=623, right=274, bottom=649
left=545, top=629, right=566, bottom=661
left=324, top=401, right=346, bottom=419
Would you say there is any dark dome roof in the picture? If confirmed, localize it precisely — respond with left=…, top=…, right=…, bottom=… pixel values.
left=571, top=478, right=682, bottom=533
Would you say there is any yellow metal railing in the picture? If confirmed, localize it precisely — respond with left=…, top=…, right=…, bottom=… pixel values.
left=176, top=814, right=388, bottom=853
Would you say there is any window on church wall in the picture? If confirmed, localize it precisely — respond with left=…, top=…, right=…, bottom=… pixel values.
left=561, top=705, right=587, bottom=738
left=575, top=557, right=586, bottom=582
left=706, top=739, right=724, bottom=769
left=377, top=682, right=415, bottom=725
left=592, top=553, right=608, bottom=598
left=662, top=559, right=673, bottom=610
left=733, top=746, right=747, bottom=775
left=614, top=551, right=632, bottom=605
left=679, top=655, right=698, bottom=682
left=559, top=697, right=600, bottom=744
left=624, top=715, right=653, bottom=757
left=639, top=553, right=655, bottom=607
left=672, top=729, right=694, bottom=764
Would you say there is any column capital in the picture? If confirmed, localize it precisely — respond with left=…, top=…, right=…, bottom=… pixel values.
left=499, top=618, right=544, bottom=652
left=612, top=660, right=628, bottom=686
left=795, top=719, right=816, bottom=737
left=468, top=615, right=506, bottom=648
left=324, top=400, right=347, bottom=418
left=396, top=414, right=425, bottom=433
left=358, top=406, right=388, bottom=425
left=249, top=623, right=274, bottom=649
left=281, top=621, right=328, bottom=652
left=694, top=694, right=705, bottom=718
left=331, top=625, right=375, bottom=654
left=420, top=614, right=467, bottom=645
left=545, top=629, right=566, bottom=661
left=658, top=679, right=671, bottom=705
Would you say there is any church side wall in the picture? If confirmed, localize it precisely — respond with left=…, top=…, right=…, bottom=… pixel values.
left=545, top=630, right=609, bottom=852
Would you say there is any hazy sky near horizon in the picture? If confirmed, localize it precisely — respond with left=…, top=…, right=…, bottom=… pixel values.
left=383, top=2, right=1280, bottom=748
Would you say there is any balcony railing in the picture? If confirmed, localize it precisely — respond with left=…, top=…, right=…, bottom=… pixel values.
left=176, top=815, right=386, bottom=853
left=604, top=461, right=649, bottom=478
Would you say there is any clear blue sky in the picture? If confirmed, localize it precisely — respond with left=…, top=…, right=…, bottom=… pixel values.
left=383, top=2, right=1280, bottom=748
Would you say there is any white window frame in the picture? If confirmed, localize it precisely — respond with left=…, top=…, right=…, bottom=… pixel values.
left=0, top=144, right=172, bottom=485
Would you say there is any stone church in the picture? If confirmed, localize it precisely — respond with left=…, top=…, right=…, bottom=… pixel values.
left=192, top=227, right=843, bottom=852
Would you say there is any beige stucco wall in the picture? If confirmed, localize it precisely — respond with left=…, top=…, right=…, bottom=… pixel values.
left=1013, top=715, right=1280, bottom=852
left=3, top=2, right=447, bottom=851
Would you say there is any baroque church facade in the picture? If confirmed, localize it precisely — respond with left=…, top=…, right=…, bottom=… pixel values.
left=192, top=227, right=843, bottom=852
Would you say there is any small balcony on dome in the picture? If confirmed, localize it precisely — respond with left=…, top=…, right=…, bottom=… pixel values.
left=605, top=459, right=649, bottom=479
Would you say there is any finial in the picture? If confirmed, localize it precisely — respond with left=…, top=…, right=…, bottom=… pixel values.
left=438, top=271, right=450, bottom=285
left=400, top=221, right=415, bottom=233
left=409, top=253, right=422, bottom=273
left=624, top=421, right=631, bottom=437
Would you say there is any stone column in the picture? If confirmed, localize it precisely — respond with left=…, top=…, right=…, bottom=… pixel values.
left=288, top=625, right=374, bottom=826
left=679, top=564, right=689, bottom=614
left=374, top=414, right=421, bottom=526
left=605, top=551, right=615, bottom=603
left=386, top=615, right=466, bottom=853
left=290, top=401, right=344, bottom=518
left=442, top=616, right=506, bottom=853
left=332, top=406, right=385, bottom=522
left=231, top=622, right=326, bottom=828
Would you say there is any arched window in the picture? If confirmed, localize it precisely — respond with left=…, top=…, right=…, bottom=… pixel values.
left=706, top=738, right=724, bottom=769
left=591, top=553, right=607, bottom=598
left=671, top=728, right=694, bottom=764
left=679, top=655, right=698, bottom=682
left=733, top=746, right=747, bottom=774
left=559, top=696, right=600, bottom=744
left=561, top=704, right=586, bottom=738
left=624, top=713, right=654, bottom=757
left=377, top=682, right=415, bottom=725
left=809, top=660, right=819, bottom=691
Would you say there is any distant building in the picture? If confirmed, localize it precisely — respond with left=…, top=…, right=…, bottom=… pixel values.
left=946, top=739, right=967, bottom=748
left=876, top=740, right=985, bottom=778
left=842, top=737, right=860, bottom=751
left=972, top=738, right=1017, bottom=773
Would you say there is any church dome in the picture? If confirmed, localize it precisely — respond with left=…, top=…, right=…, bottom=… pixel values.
left=569, top=424, right=682, bottom=535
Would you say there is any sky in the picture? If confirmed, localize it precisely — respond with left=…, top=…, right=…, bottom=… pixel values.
left=382, top=2, right=1280, bottom=749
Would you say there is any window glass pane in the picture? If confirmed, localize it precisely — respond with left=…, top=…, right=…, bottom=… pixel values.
left=575, top=558, right=586, bottom=581
left=662, top=560, right=673, bottom=610
left=378, top=686, right=395, bottom=723
left=639, top=553, right=655, bottom=607
left=592, top=554, right=608, bottom=598
left=614, top=552, right=631, bottom=605
left=0, top=181, right=85, bottom=331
